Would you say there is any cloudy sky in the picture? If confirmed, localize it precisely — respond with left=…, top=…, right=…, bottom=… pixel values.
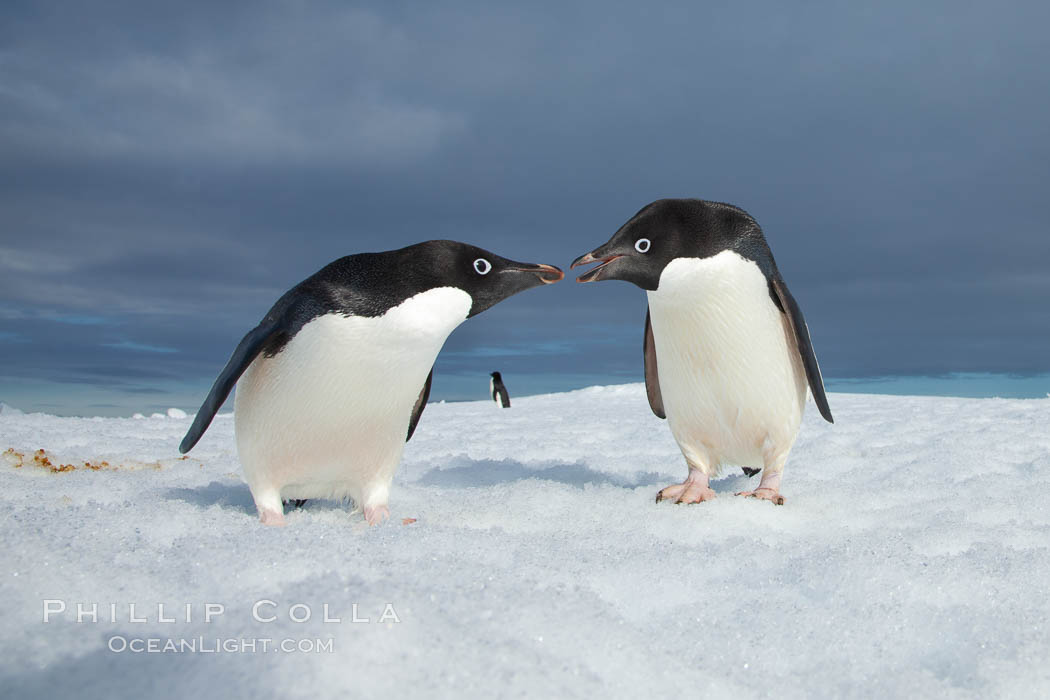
left=1, top=1, right=1048, bottom=415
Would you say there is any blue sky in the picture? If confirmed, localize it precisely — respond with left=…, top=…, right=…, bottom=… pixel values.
left=1, top=1, right=1049, bottom=415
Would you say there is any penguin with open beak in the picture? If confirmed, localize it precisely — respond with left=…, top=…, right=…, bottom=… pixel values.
left=573, top=199, right=832, bottom=505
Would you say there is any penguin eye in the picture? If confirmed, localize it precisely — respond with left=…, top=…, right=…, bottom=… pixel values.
left=635, top=238, right=651, bottom=253
left=473, top=258, right=492, bottom=275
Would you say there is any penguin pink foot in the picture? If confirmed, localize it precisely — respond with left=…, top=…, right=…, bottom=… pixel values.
left=364, top=505, right=390, bottom=526
left=735, top=471, right=785, bottom=505
left=656, top=470, right=716, bottom=504
left=259, top=508, right=287, bottom=527
left=734, top=488, right=785, bottom=505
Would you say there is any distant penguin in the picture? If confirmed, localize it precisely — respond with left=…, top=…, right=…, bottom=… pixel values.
left=179, top=240, right=563, bottom=526
left=490, top=371, right=510, bottom=408
left=572, top=199, right=833, bottom=505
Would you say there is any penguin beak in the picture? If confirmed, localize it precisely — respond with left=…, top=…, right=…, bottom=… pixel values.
left=571, top=249, right=624, bottom=283
left=505, top=263, right=564, bottom=284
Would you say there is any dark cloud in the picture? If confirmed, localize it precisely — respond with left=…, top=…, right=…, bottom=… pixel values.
left=1, top=1, right=1048, bottom=415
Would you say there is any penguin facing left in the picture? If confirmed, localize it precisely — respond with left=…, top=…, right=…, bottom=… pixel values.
left=490, top=371, right=511, bottom=408
left=179, top=240, right=563, bottom=526
left=572, top=199, right=832, bottom=505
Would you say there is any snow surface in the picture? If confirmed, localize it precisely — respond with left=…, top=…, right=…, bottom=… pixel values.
left=2, top=385, right=1049, bottom=698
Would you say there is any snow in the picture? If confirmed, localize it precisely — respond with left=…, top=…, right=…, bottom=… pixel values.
left=2, top=385, right=1049, bottom=698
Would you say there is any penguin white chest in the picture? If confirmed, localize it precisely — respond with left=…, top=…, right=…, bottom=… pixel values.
left=233, top=287, right=472, bottom=503
left=646, top=252, right=806, bottom=471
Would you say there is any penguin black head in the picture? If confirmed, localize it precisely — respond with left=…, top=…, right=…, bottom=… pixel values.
left=570, top=199, right=776, bottom=291
left=402, top=240, right=563, bottom=318
left=313, top=240, right=563, bottom=320
left=490, top=371, right=502, bottom=381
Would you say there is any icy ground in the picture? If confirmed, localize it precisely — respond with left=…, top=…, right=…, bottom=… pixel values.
left=2, top=385, right=1049, bottom=698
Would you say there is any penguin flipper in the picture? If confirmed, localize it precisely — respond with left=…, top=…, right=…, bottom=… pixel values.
left=179, top=320, right=283, bottom=454
left=771, top=277, right=834, bottom=424
left=406, top=368, right=433, bottom=441
left=643, top=306, right=666, bottom=419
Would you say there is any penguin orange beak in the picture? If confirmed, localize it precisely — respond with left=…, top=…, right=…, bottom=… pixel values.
left=570, top=251, right=623, bottom=283
left=508, top=263, right=564, bottom=284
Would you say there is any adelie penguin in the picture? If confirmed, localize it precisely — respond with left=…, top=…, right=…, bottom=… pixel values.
left=490, top=371, right=510, bottom=408
left=572, top=199, right=833, bottom=505
left=179, top=241, right=563, bottom=526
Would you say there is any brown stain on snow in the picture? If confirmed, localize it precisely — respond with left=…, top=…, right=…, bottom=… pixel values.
left=2, top=448, right=163, bottom=473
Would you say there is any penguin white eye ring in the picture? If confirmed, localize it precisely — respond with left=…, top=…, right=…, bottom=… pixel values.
left=634, top=238, right=651, bottom=253
left=474, top=258, right=492, bottom=275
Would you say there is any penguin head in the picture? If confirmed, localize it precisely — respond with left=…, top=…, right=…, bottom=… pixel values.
left=405, top=240, right=563, bottom=317
left=490, top=371, right=502, bottom=380
left=571, top=199, right=770, bottom=291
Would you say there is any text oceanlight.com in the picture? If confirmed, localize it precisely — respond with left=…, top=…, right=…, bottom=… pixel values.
left=108, top=636, right=334, bottom=654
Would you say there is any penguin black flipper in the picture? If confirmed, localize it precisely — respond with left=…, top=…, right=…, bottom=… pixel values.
left=406, top=368, right=433, bottom=441
left=771, top=277, right=834, bottom=424
left=643, top=306, right=666, bottom=419
left=179, top=320, right=284, bottom=454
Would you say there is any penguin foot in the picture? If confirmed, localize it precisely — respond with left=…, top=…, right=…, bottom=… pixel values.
left=364, top=504, right=390, bottom=526
left=259, top=508, right=287, bottom=526
left=655, top=479, right=716, bottom=504
left=734, top=488, right=785, bottom=505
